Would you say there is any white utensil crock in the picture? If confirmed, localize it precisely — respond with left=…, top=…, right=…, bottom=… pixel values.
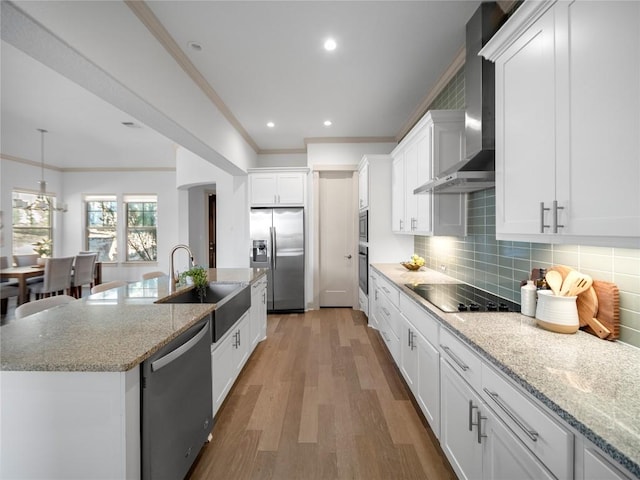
left=535, top=290, right=579, bottom=334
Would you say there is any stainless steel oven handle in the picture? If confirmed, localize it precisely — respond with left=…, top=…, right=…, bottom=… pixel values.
left=151, top=321, right=209, bottom=372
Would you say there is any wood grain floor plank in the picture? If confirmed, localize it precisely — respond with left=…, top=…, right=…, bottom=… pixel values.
left=188, top=308, right=455, bottom=480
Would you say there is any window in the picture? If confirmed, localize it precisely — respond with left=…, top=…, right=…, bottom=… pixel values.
left=86, top=196, right=118, bottom=262
left=125, top=196, right=157, bottom=262
left=12, top=191, right=53, bottom=256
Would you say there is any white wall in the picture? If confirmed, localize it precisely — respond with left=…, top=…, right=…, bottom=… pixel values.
left=62, top=169, right=180, bottom=282
left=176, top=147, right=249, bottom=269
left=307, top=142, right=396, bottom=167
left=256, top=153, right=307, bottom=168
left=0, top=158, right=64, bottom=259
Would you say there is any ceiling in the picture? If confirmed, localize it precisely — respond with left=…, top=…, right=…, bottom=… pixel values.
left=0, top=1, right=481, bottom=169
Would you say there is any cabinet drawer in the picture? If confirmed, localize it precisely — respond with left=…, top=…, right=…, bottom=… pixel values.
left=378, top=295, right=400, bottom=340
left=439, top=328, right=482, bottom=393
left=359, top=289, right=369, bottom=317
left=399, top=293, right=439, bottom=344
left=482, top=364, right=573, bottom=480
left=378, top=276, right=400, bottom=308
left=378, top=312, right=399, bottom=363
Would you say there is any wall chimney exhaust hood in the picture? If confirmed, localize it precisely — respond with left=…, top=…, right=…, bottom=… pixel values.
left=414, top=2, right=505, bottom=195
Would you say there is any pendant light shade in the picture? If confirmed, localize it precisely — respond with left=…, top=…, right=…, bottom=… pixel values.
left=26, top=129, right=67, bottom=213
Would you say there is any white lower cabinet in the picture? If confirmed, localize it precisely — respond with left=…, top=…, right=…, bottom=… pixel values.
left=250, top=277, right=267, bottom=349
left=441, top=360, right=556, bottom=480
left=211, top=309, right=252, bottom=417
left=415, top=330, right=440, bottom=437
left=368, top=271, right=379, bottom=330
left=583, top=447, right=630, bottom=480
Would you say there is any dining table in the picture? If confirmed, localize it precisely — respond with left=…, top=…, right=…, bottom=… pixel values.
left=0, top=262, right=103, bottom=306
left=0, top=265, right=45, bottom=305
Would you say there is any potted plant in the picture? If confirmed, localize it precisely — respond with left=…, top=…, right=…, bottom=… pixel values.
left=179, top=265, right=208, bottom=300
left=32, top=238, right=52, bottom=264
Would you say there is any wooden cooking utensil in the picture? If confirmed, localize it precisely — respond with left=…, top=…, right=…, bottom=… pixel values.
left=545, top=270, right=563, bottom=296
left=549, top=265, right=574, bottom=281
left=584, top=316, right=611, bottom=339
left=568, top=273, right=592, bottom=297
left=560, top=270, right=580, bottom=296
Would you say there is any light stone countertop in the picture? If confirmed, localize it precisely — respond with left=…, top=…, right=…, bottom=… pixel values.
left=0, top=268, right=267, bottom=373
left=372, top=263, right=640, bottom=478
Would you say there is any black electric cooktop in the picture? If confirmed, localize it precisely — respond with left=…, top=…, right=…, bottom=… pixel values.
left=404, top=283, right=520, bottom=314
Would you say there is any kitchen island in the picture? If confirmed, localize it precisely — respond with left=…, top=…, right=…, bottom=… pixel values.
left=0, top=268, right=266, bottom=480
left=372, top=263, right=640, bottom=479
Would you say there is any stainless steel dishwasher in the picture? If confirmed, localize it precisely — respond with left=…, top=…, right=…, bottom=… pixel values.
left=141, top=316, right=213, bottom=480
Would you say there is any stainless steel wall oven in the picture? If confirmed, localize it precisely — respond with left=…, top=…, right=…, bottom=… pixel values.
left=359, top=210, right=368, bottom=243
left=358, top=244, right=368, bottom=294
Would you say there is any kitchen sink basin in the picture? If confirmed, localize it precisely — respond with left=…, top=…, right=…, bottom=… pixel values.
left=157, top=282, right=251, bottom=342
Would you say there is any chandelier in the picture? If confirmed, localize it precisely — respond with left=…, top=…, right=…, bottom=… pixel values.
left=26, top=129, right=67, bottom=213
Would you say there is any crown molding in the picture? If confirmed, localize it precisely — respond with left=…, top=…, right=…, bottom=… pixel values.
left=258, top=148, right=308, bottom=155
left=1, top=153, right=174, bottom=172
left=125, top=0, right=260, bottom=153
left=304, top=136, right=396, bottom=145
left=0, top=153, right=63, bottom=171
left=396, top=44, right=465, bottom=142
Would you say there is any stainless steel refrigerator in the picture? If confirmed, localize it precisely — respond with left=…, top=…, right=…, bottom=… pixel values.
left=250, top=207, right=304, bottom=312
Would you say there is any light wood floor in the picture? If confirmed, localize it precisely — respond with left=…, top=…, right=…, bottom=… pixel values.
left=189, top=308, right=455, bottom=480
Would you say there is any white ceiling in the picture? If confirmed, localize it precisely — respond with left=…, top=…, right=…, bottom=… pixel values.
left=0, top=1, right=481, bottom=169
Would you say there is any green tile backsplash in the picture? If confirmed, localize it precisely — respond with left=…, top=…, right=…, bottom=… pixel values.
left=413, top=68, right=640, bottom=348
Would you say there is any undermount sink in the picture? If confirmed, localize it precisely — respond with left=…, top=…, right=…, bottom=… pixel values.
left=157, top=282, right=251, bottom=342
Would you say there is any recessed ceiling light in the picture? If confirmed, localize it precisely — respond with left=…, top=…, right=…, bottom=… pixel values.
left=267, top=122, right=275, bottom=128
left=187, top=41, right=203, bottom=52
left=324, top=120, right=332, bottom=127
left=324, top=38, right=337, bottom=51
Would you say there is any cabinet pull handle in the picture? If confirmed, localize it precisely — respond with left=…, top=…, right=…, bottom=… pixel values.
left=381, top=286, right=390, bottom=294
left=468, top=400, right=478, bottom=431
left=553, top=200, right=564, bottom=233
left=399, top=219, right=404, bottom=231
left=483, top=388, right=539, bottom=442
left=381, top=307, right=390, bottom=317
left=410, top=330, right=416, bottom=350
left=408, top=329, right=412, bottom=347
left=441, top=345, right=469, bottom=371
left=540, top=202, right=550, bottom=233
left=477, top=410, right=487, bottom=444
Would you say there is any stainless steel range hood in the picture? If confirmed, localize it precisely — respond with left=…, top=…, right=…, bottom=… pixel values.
left=415, top=2, right=505, bottom=195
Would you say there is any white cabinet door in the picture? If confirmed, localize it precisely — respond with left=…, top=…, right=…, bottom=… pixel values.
left=399, top=314, right=418, bottom=392
left=212, top=333, right=235, bottom=416
left=233, top=312, right=251, bottom=373
left=440, top=360, right=484, bottom=480
left=250, top=173, right=279, bottom=206
left=494, top=6, right=556, bottom=236
left=250, top=280, right=266, bottom=351
left=583, top=447, right=629, bottom=480
left=276, top=172, right=305, bottom=205
left=358, top=161, right=369, bottom=211
left=391, top=153, right=405, bottom=233
left=403, top=139, right=419, bottom=234
left=483, top=406, right=555, bottom=480
left=560, top=1, right=640, bottom=239
left=416, top=329, right=440, bottom=438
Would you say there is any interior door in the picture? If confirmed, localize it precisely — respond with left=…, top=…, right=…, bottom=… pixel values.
left=319, top=171, right=355, bottom=307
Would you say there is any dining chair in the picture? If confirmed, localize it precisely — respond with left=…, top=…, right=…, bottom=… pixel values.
left=142, top=271, right=165, bottom=280
left=13, top=254, right=40, bottom=267
left=91, top=280, right=127, bottom=294
left=30, top=257, right=75, bottom=299
left=70, top=253, right=98, bottom=298
left=14, top=295, right=76, bottom=319
left=1, top=284, right=20, bottom=315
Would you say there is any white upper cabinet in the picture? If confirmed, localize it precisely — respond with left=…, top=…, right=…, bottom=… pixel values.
left=391, top=110, right=466, bottom=236
left=249, top=169, right=307, bottom=206
left=358, top=161, right=369, bottom=211
left=481, top=0, right=640, bottom=248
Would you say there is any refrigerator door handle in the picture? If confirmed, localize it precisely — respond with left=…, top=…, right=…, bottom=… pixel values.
left=272, top=226, right=277, bottom=270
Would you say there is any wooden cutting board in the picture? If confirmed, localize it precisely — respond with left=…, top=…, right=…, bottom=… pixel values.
left=590, top=281, right=620, bottom=341
left=576, top=286, right=598, bottom=328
